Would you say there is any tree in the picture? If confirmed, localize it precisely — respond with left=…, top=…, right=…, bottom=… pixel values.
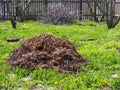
left=6, top=0, right=32, bottom=28
left=106, top=0, right=120, bottom=29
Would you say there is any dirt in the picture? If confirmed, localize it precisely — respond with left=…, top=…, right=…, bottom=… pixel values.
left=30, top=84, right=62, bottom=90
left=7, top=34, right=86, bottom=73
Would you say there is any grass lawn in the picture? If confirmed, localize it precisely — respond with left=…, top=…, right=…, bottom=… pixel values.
left=0, top=21, right=120, bottom=90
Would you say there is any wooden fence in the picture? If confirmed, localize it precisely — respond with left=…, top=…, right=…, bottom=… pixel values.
left=0, top=0, right=120, bottom=22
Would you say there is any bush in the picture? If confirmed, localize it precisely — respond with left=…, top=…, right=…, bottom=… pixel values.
left=40, top=3, right=79, bottom=25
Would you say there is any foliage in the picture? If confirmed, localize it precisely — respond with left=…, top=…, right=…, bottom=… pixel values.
left=0, top=21, right=120, bottom=90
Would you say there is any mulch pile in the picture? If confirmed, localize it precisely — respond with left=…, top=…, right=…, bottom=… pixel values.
left=7, top=34, right=86, bottom=73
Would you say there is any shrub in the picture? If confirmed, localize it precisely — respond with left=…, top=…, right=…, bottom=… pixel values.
left=40, top=3, right=79, bottom=25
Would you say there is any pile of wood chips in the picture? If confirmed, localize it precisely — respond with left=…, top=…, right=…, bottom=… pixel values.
left=7, top=34, right=86, bottom=73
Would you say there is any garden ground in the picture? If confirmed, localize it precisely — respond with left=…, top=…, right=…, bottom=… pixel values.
left=0, top=21, right=120, bottom=90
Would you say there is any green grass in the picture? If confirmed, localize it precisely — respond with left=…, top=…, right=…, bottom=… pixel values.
left=0, top=21, right=120, bottom=90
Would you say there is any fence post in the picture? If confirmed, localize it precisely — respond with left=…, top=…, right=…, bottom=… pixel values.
left=94, top=0, right=97, bottom=21
left=79, top=0, right=82, bottom=20
left=44, top=0, right=48, bottom=12
left=3, top=1, right=5, bottom=19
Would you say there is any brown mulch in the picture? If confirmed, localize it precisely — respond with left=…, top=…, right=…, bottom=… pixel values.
left=7, top=34, right=86, bottom=73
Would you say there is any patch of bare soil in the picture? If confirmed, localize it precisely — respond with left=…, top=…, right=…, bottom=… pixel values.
left=7, top=34, right=86, bottom=73
left=100, top=85, right=111, bottom=90
left=30, top=84, right=62, bottom=90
